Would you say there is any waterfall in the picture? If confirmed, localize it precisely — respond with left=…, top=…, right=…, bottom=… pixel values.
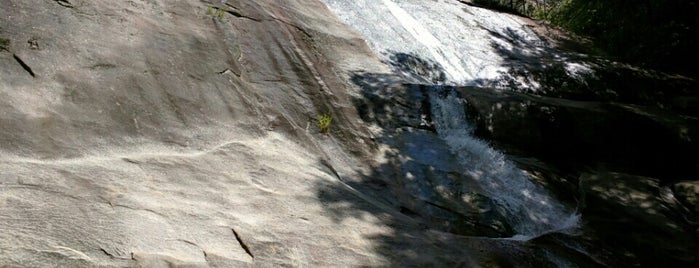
left=322, top=0, right=581, bottom=239
left=427, top=86, right=579, bottom=238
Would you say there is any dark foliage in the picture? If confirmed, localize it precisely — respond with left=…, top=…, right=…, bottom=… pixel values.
left=540, top=0, right=698, bottom=77
left=472, top=0, right=698, bottom=77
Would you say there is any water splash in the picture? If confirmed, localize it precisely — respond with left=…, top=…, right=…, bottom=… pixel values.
left=427, top=86, right=580, bottom=238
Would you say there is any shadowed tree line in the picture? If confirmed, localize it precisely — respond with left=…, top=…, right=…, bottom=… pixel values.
left=473, top=0, right=699, bottom=77
left=469, top=0, right=545, bottom=16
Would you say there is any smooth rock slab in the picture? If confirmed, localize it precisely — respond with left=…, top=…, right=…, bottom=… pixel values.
left=0, top=0, right=570, bottom=267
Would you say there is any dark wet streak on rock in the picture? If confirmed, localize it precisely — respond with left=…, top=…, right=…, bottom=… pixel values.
left=12, top=54, right=35, bottom=77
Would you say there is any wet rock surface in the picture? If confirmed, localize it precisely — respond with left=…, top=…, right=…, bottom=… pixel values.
left=352, top=82, right=518, bottom=238
left=459, top=86, right=699, bottom=181
left=580, top=172, right=699, bottom=266
left=456, top=86, right=699, bottom=265
left=675, top=181, right=699, bottom=214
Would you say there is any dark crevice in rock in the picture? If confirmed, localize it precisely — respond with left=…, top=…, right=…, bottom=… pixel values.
left=421, top=199, right=473, bottom=219
left=99, top=247, right=132, bottom=260
left=55, top=0, right=74, bottom=8
left=219, top=4, right=312, bottom=39
left=99, top=247, right=114, bottom=258
left=13, top=54, right=35, bottom=77
left=217, top=68, right=233, bottom=75
left=399, top=206, right=419, bottom=216
left=223, top=8, right=262, bottom=22
left=232, top=228, right=254, bottom=259
left=320, top=159, right=342, bottom=182
left=274, top=18, right=312, bottom=39
left=111, top=204, right=167, bottom=218
left=418, top=86, right=435, bottom=130
left=178, top=239, right=200, bottom=247
left=177, top=239, right=209, bottom=259
left=121, top=158, right=139, bottom=165
left=420, top=198, right=509, bottom=236
left=0, top=38, right=9, bottom=51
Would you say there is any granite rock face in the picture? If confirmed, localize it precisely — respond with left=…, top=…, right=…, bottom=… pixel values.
left=0, top=0, right=560, bottom=267
left=2, top=0, right=696, bottom=267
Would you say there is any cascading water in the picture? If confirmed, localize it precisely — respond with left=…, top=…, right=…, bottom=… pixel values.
left=427, top=86, right=580, bottom=239
left=322, top=0, right=546, bottom=87
left=323, top=0, right=581, bottom=239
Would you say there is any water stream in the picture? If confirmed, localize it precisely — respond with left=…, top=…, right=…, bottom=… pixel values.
left=428, top=86, right=580, bottom=239
left=323, top=0, right=580, bottom=239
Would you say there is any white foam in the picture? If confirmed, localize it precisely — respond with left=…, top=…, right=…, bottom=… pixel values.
left=428, top=87, right=580, bottom=237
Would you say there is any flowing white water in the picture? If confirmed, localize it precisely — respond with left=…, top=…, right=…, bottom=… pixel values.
left=322, top=0, right=581, bottom=238
left=322, top=0, right=541, bottom=86
left=379, top=0, right=473, bottom=81
left=428, top=87, right=579, bottom=238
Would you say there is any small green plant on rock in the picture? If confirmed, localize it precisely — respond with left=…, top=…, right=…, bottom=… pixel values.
left=318, top=114, right=332, bottom=134
left=207, top=5, right=226, bottom=19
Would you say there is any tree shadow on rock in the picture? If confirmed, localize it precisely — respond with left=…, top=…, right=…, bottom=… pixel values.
left=479, top=25, right=699, bottom=180
left=316, top=49, right=699, bottom=266
left=479, top=28, right=699, bottom=266
left=381, top=51, right=448, bottom=84
left=315, top=52, right=609, bottom=267
left=487, top=26, right=699, bottom=115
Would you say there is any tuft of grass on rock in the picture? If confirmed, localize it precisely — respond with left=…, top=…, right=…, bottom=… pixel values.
left=207, top=5, right=226, bottom=19
left=318, top=114, right=332, bottom=134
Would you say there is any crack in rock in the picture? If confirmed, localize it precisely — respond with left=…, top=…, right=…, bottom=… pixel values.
left=99, top=247, right=132, bottom=260
left=217, top=3, right=312, bottom=38
left=177, top=239, right=208, bottom=259
left=99, top=247, right=113, bottom=258
left=223, top=8, right=262, bottom=22
left=12, top=54, right=35, bottom=77
left=231, top=228, right=254, bottom=259
left=55, top=0, right=74, bottom=8
left=217, top=68, right=233, bottom=75
left=110, top=203, right=168, bottom=218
